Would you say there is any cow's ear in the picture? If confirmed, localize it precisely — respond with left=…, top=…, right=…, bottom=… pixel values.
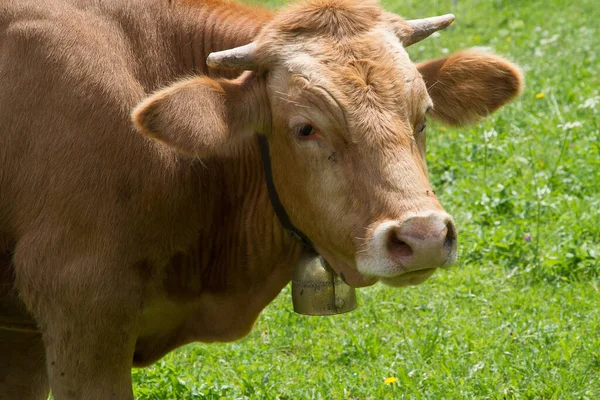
left=132, top=73, right=265, bottom=157
left=417, top=50, right=524, bottom=126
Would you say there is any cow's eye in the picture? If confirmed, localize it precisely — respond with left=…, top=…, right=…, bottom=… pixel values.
left=418, top=121, right=427, bottom=134
left=296, top=124, right=315, bottom=138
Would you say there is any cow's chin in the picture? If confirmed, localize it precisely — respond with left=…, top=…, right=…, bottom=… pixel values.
left=340, top=266, right=379, bottom=288
left=324, top=258, right=437, bottom=288
left=380, top=268, right=437, bottom=287
left=315, top=248, right=378, bottom=288
left=329, top=259, right=378, bottom=288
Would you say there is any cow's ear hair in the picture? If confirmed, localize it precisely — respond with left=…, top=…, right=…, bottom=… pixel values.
left=417, top=49, right=524, bottom=126
left=132, top=73, right=263, bottom=157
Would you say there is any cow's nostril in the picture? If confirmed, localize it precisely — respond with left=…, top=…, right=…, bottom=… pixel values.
left=388, top=229, right=414, bottom=258
left=444, top=221, right=457, bottom=250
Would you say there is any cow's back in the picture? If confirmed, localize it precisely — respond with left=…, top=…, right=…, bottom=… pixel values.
left=0, top=0, right=202, bottom=262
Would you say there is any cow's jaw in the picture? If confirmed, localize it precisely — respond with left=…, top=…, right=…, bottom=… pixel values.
left=312, top=245, right=378, bottom=288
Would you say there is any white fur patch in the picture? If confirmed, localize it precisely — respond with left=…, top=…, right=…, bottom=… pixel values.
left=280, top=44, right=333, bottom=88
left=355, top=210, right=449, bottom=278
left=377, top=23, right=412, bottom=66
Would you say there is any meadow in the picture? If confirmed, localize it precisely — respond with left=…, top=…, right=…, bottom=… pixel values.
left=133, top=0, right=600, bottom=398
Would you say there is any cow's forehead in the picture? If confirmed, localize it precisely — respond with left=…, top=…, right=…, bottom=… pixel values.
left=274, top=24, right=429, bottom=141
left=281, top=23, right=414, bottom=85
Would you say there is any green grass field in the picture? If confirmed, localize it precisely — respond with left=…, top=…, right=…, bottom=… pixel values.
left=132, top=0, right=600, bottom=398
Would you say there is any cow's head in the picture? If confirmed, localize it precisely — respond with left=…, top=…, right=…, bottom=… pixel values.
left=132, top=0, right=522, bottom=288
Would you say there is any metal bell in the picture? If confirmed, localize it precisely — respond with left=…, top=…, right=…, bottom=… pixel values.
left=292, top=253, right=358, bottom=316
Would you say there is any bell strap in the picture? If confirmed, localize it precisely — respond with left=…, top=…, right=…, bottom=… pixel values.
left=257, top=134, right=315, bottom=251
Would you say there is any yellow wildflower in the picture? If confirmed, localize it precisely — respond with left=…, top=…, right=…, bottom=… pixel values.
left=384, top=377, right=398, bottom=385
left=536, top=93, right=545, bottom=99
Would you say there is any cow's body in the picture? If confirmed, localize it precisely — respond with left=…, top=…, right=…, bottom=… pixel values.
left=0, top=0, right=522, bottom=398
left=1, top=0, right=300, bottom=396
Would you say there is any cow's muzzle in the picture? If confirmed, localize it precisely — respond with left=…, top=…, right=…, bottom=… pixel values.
left=356, top=211, right=457, bottom=281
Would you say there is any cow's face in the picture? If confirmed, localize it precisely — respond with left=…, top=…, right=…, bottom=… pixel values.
left=258, top=15, right=453, bottom=287
left=133, top=0, right=523, bottom=288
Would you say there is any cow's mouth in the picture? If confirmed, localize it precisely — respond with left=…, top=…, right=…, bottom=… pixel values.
left=313, top=244, right=441, bottom=288
left=328, top=256, right=437, bottom=288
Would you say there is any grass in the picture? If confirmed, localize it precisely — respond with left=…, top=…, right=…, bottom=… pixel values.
left=132, top=0, right=600, bottom=398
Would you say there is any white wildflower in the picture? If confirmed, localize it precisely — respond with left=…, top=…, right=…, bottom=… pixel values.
left=540, top=34, right=560, bottom=45
left=536, top=185, right=551, bottom=198
left=483, top=128, right=498, bottom=140
left=480, top=193, right=491, bottom=205
left=469, top=362, right=485, bottom=378
left=557, top=121, right=583, bottom=130
left=578, top=96, right=600, bottom=110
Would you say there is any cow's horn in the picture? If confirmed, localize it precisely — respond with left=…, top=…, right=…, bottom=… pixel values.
left=403, top=14, right=455, bottom=46
left=206, top=42, right=257, bottom=71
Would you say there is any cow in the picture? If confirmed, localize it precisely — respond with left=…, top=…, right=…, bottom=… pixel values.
left=0, top=0, right=523, bottom=398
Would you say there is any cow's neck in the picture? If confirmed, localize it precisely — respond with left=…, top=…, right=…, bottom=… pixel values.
left=143, top=139, right=303, bottom=350
left=165, top=2, right=302, bottom=299
left=176, top=0, right=273, bottom=77
left=128, top=0, right=303, bottom=359
left=167, top=139, right=302, bottom=294
left=110, top=0, right=273, bottom=90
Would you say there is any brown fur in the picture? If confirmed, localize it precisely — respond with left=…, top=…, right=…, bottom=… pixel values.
left=269, top=0, right=381, bottom=39
left=0, top=0, right=522, bottom=398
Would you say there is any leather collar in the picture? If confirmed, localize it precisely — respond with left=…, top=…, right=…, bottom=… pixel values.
left=257, top=134, right=315, bottom=251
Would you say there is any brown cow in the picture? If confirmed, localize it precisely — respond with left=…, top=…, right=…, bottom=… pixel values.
left=0, top=0, right=523, bottom=398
